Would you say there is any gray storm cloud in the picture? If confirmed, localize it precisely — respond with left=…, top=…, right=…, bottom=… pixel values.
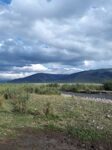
left=0, top=0, right=112, bottom=79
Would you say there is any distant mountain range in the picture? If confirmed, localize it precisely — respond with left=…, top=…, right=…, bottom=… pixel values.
left=0, top=79, right=8, bottom=83
left=9, top=68, right=112, bottom=83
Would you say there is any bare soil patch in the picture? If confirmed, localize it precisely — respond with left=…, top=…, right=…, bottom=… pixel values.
left=0, top=128, right=111, bottom=150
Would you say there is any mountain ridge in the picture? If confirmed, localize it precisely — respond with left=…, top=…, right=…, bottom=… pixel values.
left=10, top=68, right=112, bottom=83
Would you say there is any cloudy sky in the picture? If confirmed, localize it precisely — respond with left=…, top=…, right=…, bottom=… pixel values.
left=0, top=0, right=112, bottom=80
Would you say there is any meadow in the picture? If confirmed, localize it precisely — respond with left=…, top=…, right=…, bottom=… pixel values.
left=0, top=83, right=112, bottom=149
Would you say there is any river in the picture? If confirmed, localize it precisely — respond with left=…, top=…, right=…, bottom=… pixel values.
left=62, top=91, right=112, bottom=101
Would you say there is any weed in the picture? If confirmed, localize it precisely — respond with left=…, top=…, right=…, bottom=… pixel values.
left=0, top=96, right=4, bottom=107
left=44, top=102, right=52, bottom=116
left=11, top=92, right=29, bottom=113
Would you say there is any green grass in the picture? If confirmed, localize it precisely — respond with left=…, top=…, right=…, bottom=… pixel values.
left=0, top=84, right=111, bottom=143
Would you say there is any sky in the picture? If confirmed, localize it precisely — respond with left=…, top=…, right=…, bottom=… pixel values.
left=0, top=0, right=112, bottom=80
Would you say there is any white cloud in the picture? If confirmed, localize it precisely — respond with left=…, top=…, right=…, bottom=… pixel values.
left=13, top=64, right=48, bottom=72
left=0, top=72, right=31, bottom=80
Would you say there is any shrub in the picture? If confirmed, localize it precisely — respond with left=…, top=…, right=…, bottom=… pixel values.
left=0, top=96, right=4, bottom=107
left=103, top=81, right=112, bottom=91
left=47, top=83, right=59, bottom=88
left=24, top=86, right=34, bottom=93
left=61, top=84, right=78, bottom=92
left=34, top=85, right=60, bottom=95
left=44, top=102, right=52, bottom=116
left=3, top=89, right=14, bottom=100
left=11, top=92, right=29, bottom=113
left=61, top=84, right=103, bottom=92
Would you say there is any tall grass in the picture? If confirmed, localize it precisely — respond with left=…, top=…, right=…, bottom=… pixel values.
left=0, top=83, right=111, bottom=143
left=11, top=91, right=29, bottom=113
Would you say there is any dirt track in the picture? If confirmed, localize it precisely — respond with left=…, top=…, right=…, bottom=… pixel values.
left=0, top=129, right=111, bottom=150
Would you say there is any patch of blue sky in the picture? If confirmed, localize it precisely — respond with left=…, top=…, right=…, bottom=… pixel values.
left=0, top=0, right=11, bottom=4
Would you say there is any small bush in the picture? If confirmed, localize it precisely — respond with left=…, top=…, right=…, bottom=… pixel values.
left=47, top=83, right=59, bottom=88
left=3, top=89, right=14, bottom=100
left=103, top=81, right=112, bottom=91
left=11, top=92, right=29, bottom=113
left=61, top=84, right=79, bottom=92
left=34, top=85, right=60, bottom=95
left=0, top=96, right=4, bottom=107
left=61, top=84, right=103, bottom=93
left=44, top=102, right=52, bottom=116
left=24, top=86, right=34, bottom=93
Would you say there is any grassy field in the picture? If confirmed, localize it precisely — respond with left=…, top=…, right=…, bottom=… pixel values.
left=0, top=84, right=112, bottom=149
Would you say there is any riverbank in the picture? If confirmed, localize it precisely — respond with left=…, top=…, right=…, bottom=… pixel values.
left=61, top=92, right=112, bottom=104
left=61, top=90, right=112, bottom=101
